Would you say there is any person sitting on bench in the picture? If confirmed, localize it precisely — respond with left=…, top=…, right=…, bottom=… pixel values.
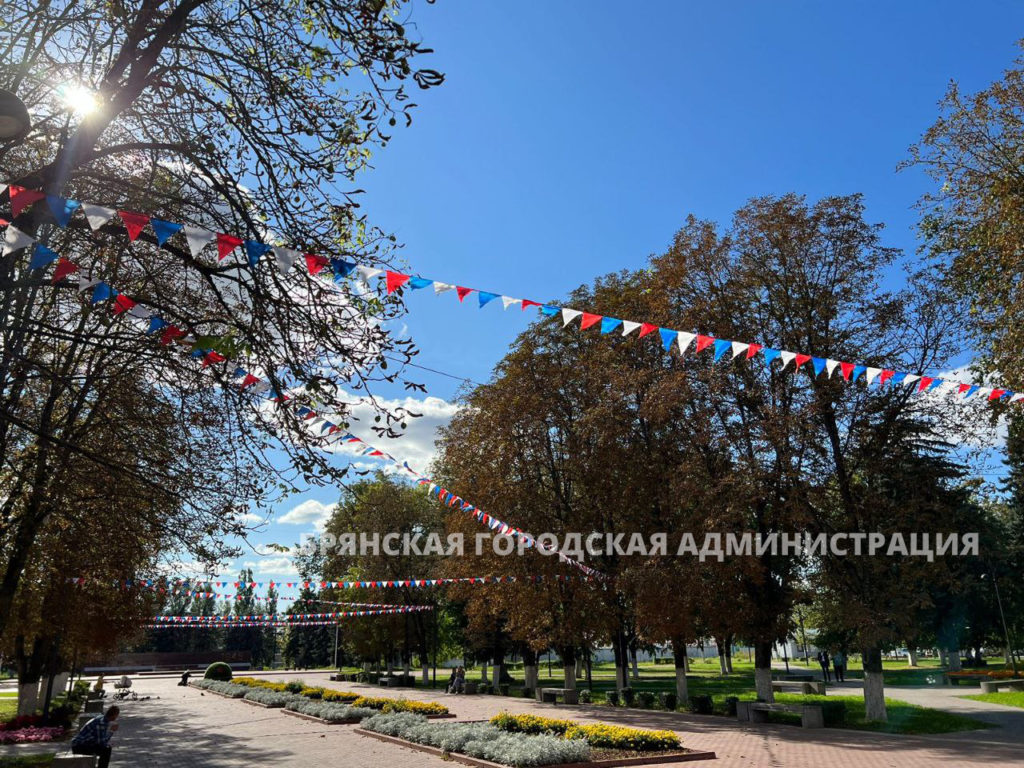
left=72, top=705, right=120, bottom=768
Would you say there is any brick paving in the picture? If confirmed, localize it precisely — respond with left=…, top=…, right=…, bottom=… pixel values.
left=3, top=672, right=1022, bottom=767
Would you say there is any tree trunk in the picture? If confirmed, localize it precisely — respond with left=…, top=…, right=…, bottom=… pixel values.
left=561, top=647, right=577, bottom=691
left=906, top=648, right=918, bottom=667
left=612, top=631, right=628, bottom=691
left=629, top=643, right=639, bottom=680
left=754, top=641, right=774, bottom=702
left=671, top=638, right=689, bottom=705
left=938, top=647, right=948, bottom=667
left=862, top=647, right=887, bottom=722
left=725, top=637, right=734, bottom=673
left=575, top=655, right=584, bottom=680
left=948, top=646, right=962, bottom=672
left=523, top=647, right=538, bottom=691
left=717, top=637, right=728, bottom=675
left=481, top=661, right=489, bottom=683
left=17, top=682, right=39, bottom=717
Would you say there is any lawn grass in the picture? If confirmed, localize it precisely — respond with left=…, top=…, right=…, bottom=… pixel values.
left=0, top=696, right=17, bottom=721
left=0, top=758, right=55, bottom=767
left=964, top=691, right=1024, bottom=709
left=735, top=692, right=991, bottom=734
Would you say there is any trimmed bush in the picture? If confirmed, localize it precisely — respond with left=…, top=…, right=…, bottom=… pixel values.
left=301, top=686, right=325, bottom=699
left=521, top=687, right=534, bottom=699
left=490, top=713, right=574, bottom=735
left=724, top=696, right=739, bottom=717
left=688, top=694, right=713, bottom=715
left=819, top=700, right=847, bottom=727
left=637, top=691, right=655, bottom=709
left=284, top=680, right=306, bottom=694
left=659, top=692, right=677, bottom=711
left=577, top=689, right=592, bottom=704
left=233, top=677, right=287, bottom=691
left=351, top=696, right=449, bottom=715
left=242, top=688, right=301, bottom=707
left=605, top=690, right=619, bottom=706
left=203, top=662, right=233, bottom=681
left=620, top=688, right=635, bottom=707
left=322, top=689, right=361, bottom=703
left=564, top=723, right=680, bottom=751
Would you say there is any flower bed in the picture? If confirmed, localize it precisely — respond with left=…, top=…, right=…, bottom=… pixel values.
left=196, top=680, right=249, bottom=698
left=360, top=712, right=715, bottom=767
left=284, top=699, right=378, bottom=723
left=949, top=669, right=1018, bottom=679
left=0, top=725, right=65, bottom=745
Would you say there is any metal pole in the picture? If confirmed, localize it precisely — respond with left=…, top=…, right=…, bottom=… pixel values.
left=432, top=605, right=438, bottom=687
left=990, top=562, right=1019, bottom=677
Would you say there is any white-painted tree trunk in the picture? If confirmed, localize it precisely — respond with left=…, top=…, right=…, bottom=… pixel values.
left=615, top=664, right=628, bottom=691
left=481, top=662, right=489, bottom=683
left=675, top=666, right=688, bottom=705
left=754, top=667, right=773, bottom=702
left=524, top=664, right=538, bottom=691
left=906, top=649, right=918, bottom=667
left=575, top=657, right=584, bottom=680
left=948, top=648, right=962, bottom=671
left=563, top=663, right=577, bottom=691
left=863, top=670, right=887, bottom=722
left=17, top=682, right=39, bottom=716
left=421, top=665, right=429, bottom=683
left=938, top=647, right=948, bottom=666
left=718, top=652, right=728, bottom=675
left=630, top=651, right=639, bottom=680
left=52, top=672, right=70, bottom=696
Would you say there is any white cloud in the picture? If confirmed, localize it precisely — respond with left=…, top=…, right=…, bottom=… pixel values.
left=242, top=556, right=300, bottom=579
left=279, top=499, right=334, bottom=527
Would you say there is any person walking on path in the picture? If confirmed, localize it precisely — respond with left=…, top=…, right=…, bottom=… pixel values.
left=817, top=649, right=832, bottom=682
left=832, top=650, right=847, bottom=682
left=71, top=704, right=120, bottom=768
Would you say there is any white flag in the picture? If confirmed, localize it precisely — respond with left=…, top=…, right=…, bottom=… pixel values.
left=183, top=225, right=216, bottom=258
left=730, top=341, right=750, bottom=359
left=273, top=246, right=301, bottom=275
left=825, top=359, right=841, bottom=378
left=561, top=308, right=582, bottom=327
left=81, top=204, right=116, bottom=231
left=864, top=367, right=883, bottom=384
left=621, top=320, right=641, bottom=337
left=501, top=296, right=521, bottom=310
left=1, top=225, right=34, bottom=256
left=677, top=332, right=696, bottom=355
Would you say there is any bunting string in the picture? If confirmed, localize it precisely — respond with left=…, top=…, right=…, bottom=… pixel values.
left=1, top=182, right=1011, bottom=405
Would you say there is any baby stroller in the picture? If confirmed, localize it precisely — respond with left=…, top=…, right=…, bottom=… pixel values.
left=112, top=675, right=137, bottom=701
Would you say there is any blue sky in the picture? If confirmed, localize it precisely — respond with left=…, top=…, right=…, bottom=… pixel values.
left=211, top=1, right=1024, bottom=588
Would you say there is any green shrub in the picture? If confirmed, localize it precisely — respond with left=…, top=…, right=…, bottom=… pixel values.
left=659, top=692, right=677, bottom=711
left=637, top=691, right=655, bottom=709
left=322, top=690, right=361, bottom=703
left=521, top=686, right=534, bottom=699
left=203, top=662, right=233, bottom=681
left=688, top=694, right=713, bottom=715
left=621, top=688, right=635, bottom=707
left=499, top=684, right=510, bottom=696
left=300, top=687, right=324, bottom=699
left=489, top=712, right=575, bottom=735
left=578, top=689, right=592, bottom=704
left=284, top=680, right=306, bottom=694
left=605, top=690, right=619, bottom=706
left=819, top=701, right=847, bottom=727
left=724, top=696, right=739, bottom=717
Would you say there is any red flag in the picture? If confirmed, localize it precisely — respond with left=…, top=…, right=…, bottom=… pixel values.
left=580, top=313, right=602, bottom=329
left=638, top=322, right=659, bottom=338
left=989, top=389, right=1005, bottom=401
left=119, top=211, right=150, bottom=241
left=879, top=370, right=895, bottom=385
left=917, top=376, right=934, bottom=392
left=216, top=233, right=244, bottom=260
left=203, top=352, right=226, bottom=367
left=51, top=257, right=79, bottom=284
left=160, top=325, right=186, bottom=345
left=8, top=185, right=45, bottom=217
left=305, top=253, right=329, bottom=274
left=746, top=343, right=762, bottom=359
left=840, top=362, right=855, bottom=380
left=385, top=271, right=411, bottom=294
left=794, top=354, right=812, bottom=368
left=695, top=335, right=715, bottom=353
left=112, top=294, right=137, bottom=315
left=241, top=373, right=261, bottom=388
left=521, top=299, right=542, bottom=310
left=958, top=383, right=971, bottom=394
left=456, top=286, right=473, bottom=302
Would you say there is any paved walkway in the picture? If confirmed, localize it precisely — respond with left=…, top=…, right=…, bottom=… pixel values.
left=2, top=672, right=1022, bottom=767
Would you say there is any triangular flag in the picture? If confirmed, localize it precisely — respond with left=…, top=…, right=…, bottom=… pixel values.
left=52, top=257, right=78, bottom=284
left=273, top=246, right=300, bottom=274
left=433, top=281, right=454, bottom=295
left=851, top=365, right=867, bottom=383
left=580, top=312, right=602, bottom=330
left=600, top=317, right=622, bottom=334
left=639, top=322, right=659, bottom=338
left=811, top=357, right=827, bottom=376
left=521, top=299, right=542, bottom=311
left=561, top=308, right=583, bottom=326
left=622, top=320, right=641, bottom=337
left=244, top=240, right=271, bottom=267
left=879, top=370, right=895, bottom=385
left=825, top=359, right=841, bottom=378
left=794, top=354, right=812, bottom=369
left=915, top=376, right=933, bottom=392
left=216, top=233, right=244, bottom=260
left=865, top=367, right=883, bottom=384
left=659, top=328, right=676, bottom=351
left=305, top=253, right=329, bottom=274
left=902, top=374, right=921, bottom=387
left=409, top=276, right=432, bottom=290
left=184, top=225, right=216, bottom=257
left=677, top=331, right=695, bottom=354
left=456, top=286, right=473, bottom=302
left=112, top=295, right=137, bottom=315
left=151, top=219, right=183, bottom=246
left=118, top=211, right=150, bottom=241
left=81, top=204, right=116, bottom=231
left=730, top=341, right=750, bottom=359
left=779, top=351, right=797, bottom=369
left=8, top=185, right=45, bottom=217
left=762, top=348, right=781, bottom=366
left=989, top=388, right=1006, bottom=401
left=45, top=195, right=80, bottom=227
left=478, top=291, right=499, bottom=307
left=90, top=282, right=114, bottom=304
left=385, top=271, right=411, bottom=294
left=501, top=296, right=521, bottom=310
left=695, top=335, right=715, bottom=353
left=1, top=225, right=34, bottom=256
left=331, top=258, right=356, bottom=279
left=713, top=338, right=732, bottom=361
left=839, top=362, right=855, bottom=381
left=29, top=243, right=59, bottom=269
left=746, top=343, right=762, bottom=359
left=76, top=274, right=100, bottom=293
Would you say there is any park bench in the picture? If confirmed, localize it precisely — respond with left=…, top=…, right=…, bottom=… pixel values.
left=771, top=680, right=826, bottom=695
left=53, top=757, right=97, bottom=767
left=948, top=675, right=987, bottom=686
left=536, top=687, right=579, bottom=705
left=83, top=700, right=104, bottom=714
left=736, top=700, right=825, bottom=728
left=979, top=678, right=1024, bottom=693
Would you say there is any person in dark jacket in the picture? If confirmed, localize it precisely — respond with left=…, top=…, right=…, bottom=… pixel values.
left=817, top=649, right=832, bottom=682
left=72, top=705, right=119, bottom=768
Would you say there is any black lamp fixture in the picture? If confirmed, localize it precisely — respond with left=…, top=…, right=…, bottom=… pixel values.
left=0, top=89, right=31, bottom=141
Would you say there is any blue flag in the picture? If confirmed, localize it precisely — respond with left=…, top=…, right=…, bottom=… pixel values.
left=151, top=219, right=183, bottom=246
left=29, top=243, right=59, bottom=270
left=812, top=357, right=827, bottom=376
left=713, top=338, right=731, bottom=361
left=45, top=195, right=80, bottom=228
left=600, top=317, right=623, bottom=334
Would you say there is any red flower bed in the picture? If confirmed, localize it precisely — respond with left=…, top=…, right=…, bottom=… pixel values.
left=0, top=725, right=65, bottom=744
left=0, top=714, right=45, bottom=731
left=948, top=669, right=1017, bottom=679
